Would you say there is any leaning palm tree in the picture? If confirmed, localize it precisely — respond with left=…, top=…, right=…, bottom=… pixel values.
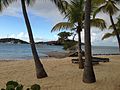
left=83, top=0, right=96, bottom=83
left=93, top=0, right=120, bottom=51
left=20, top=0, right=48, bottom=78
left=2, top=0, right=65, bottom=79
left=0, top=0, right=48, bottom=78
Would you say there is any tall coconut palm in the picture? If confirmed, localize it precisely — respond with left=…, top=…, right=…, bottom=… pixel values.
left=93, top=0, right=120, bottom=51
left=1, top=0, right=65, bottom=79
left=0, top=0, right=48, bottom=78
left=20, top=0, right=48, bottom=78
left=83, top=0, right=96, bottom=83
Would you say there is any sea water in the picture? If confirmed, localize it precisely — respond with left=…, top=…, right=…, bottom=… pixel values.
left=0, top=44, right=119, bottom=60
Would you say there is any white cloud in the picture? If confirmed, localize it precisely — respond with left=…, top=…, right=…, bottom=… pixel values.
left=4, top=32, right=58, bottom=42
left=1, top=0, right=64, bottom=24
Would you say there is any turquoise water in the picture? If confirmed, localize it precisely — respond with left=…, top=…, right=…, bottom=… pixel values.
left=0, top=44, right=119, bottom=60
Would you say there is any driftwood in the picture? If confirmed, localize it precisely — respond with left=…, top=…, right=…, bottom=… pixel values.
left=72, top=57, right=109, bottom=64
left=72, top=58, right=99, bottom=65
left=92, top=57, right=109, bottom=62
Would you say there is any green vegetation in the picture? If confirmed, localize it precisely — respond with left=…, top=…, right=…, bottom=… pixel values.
left=0, top=38, right=29, bottom=44
left=57, top=31, right=73, bottom=43
left=93, top=0, right=120, bottom=51
left=51, top=0, right=106, bottom=69
left=1, top=81, right=40, bottom=90
left=63, top=40, right=77, bottom=50
left=57, top=31, right=78, bottom=50
left=102, top=15, right=120, bottom=40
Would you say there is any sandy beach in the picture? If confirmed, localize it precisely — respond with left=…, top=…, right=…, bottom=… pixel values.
left=0, top=55, right=120, bottom=90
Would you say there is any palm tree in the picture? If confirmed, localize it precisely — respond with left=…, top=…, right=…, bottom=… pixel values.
left=102, top=15, right=120, bottom=40
left=2, top=0, right=65, bottom=79
left=0, top=0, right=48, bottom=78
left=83, top=0, right=96, bottom=83
left=20, top=0, right=47, bottom=78
left=51, top=0, right=106, bottom=69
left=52, top=0, right=85, bottom=69
left=93, top=0, right=120, bottom=51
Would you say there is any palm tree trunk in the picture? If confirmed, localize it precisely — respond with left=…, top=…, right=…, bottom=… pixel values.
left=109, top=14, right=120, bottom=51
left=77, top=25, right=84, bottom=69
left=83, top=0, right=96, bottom=83
left=21, top=0, right=47, bottom=78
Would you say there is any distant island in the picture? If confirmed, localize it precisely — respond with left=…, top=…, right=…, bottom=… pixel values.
left=0, top=38, right=84, bottom=47
left=0, top=38, right=62, bottom=45
left=35, top=41, right=62, bottom=45
left=0, top=38, right=29, bottom=44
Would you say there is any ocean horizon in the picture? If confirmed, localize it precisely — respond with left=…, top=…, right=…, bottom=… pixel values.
left=0, top=43, right=119, bottom=60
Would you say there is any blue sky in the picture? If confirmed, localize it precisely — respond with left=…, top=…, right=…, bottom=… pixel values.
left=0, top=15, right=58, bottom=41
left=0, top=0, right=119, bottom=46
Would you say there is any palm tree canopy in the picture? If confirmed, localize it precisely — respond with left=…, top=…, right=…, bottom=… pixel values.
left=51, top=22, right=75, bottom=32
left=50, top=0, right=67, bottom=14
left=91, top=18, right=106, bottom=30
left=51, top=0, right=106, bottom=32
left=92, top=0, right=106, bottom=5
left=64, top=0, right=85, bottom=24
left=0, top=0, right=15, bottom=11
left=102, top=23, right=120, bottom=40
left=102, top=27, right=120, bottom=40
left=93, top=0, right=119, bottom=18
left=0, top=0, right=35, bottom=11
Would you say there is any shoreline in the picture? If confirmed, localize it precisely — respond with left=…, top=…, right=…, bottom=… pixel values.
left=0, top=55, right=120, bottom=90
left=0, top=53, right=120, bottom=61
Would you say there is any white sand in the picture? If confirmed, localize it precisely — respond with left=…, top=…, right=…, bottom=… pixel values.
left=0, top=55, right=120, bottom=90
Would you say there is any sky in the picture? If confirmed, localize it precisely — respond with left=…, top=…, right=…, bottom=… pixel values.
left=0, top=0, right=119, bottom=46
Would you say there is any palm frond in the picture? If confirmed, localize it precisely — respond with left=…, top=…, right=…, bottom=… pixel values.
left=93, top=5, right=105, bottom=18
left=93, top=0, right=119, bottom=18
left=70, top=27, right=77, bottom=31
left=0, top=0, right=16, bottom=11
left=91, top=18, right=106, bottom=30
left=105, top=0, right=119, bottom=15
left=51, top=22, right=74, bottom=32
left=50, top=0, right=68, bottom=14
left=64, top=0, right=84, bottom=23
left=0, top=0, right=2, bottom=11
left=108, top=24, right=117, bottom=29
left=92, top=0, right=106, bottom=6
left=102, top=33, right=114, bottom=40
left=112, top=29, right=120, bottom=34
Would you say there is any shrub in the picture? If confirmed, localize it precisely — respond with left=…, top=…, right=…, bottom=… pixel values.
left=63, top=40, right=77, bottom=50
left=1, top=81, right=40, bottom=90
